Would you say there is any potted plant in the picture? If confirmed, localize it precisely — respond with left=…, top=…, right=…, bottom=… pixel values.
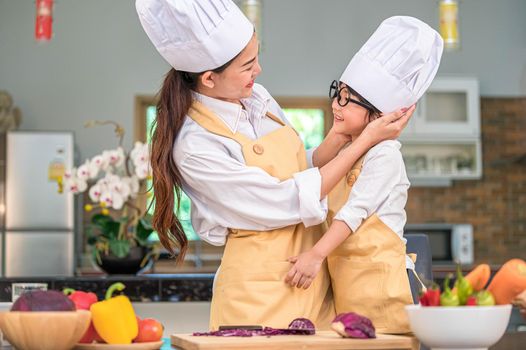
left=63, top=120, right=160, bottom=274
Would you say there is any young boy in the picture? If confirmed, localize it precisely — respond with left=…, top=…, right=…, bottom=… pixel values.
left=286, top=16, right=444, bottom=334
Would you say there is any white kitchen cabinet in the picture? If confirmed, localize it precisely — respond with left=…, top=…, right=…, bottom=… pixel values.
left=399, top=77, right=482, bottom=186
left=401, top=138, right=482, bottom=186
left=401, top=77, right=480, bottom=138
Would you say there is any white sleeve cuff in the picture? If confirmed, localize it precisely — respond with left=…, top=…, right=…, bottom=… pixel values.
left=306, top=147, right=317, bottom=168
left=293, top=167, right=328, bottom=227
left=333, top=205, right=365, bottom=233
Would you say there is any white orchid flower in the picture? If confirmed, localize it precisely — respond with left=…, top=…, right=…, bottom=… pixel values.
left=122, top=176, right=140, bottom=198
left=100, top=190, right=125, bottom=210
left=107, top=147, right=125, bottom=168
left=101, top=150, right=113, bottom=171
left=135, top=162, right=151, bottom=180
left=64, top=167, right=76, bottom=180
left=64, top=136, right=150, bottom=205
left=65, top=176, right=87, bottom=194
left=131, top=142, right=150, bottom=167
left=89, top=155, right=105, bottom=177
left=76, top=160, right=92, bottom=181
left=110, top=177, right=132, bottom=200
left=88, top=183, right=103, bottom=202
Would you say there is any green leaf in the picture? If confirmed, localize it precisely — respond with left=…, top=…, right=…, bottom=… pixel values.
left=136, top=216, right=154, bottom=243
left=109, top=240, right=130, bottom=258
left=91, top=213, right=114, bottom=227
left=102, top=221, right=121, bottom=240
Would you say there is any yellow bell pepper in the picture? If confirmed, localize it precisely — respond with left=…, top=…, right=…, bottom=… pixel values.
left=90, top=282, right=138, bottom=344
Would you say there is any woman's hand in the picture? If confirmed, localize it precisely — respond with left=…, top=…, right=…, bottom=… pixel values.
left=359, top=104, right=416, bottom=147
left=285, top=250, right=325, bottom=289
left=326, top=125, right=353, bottom=145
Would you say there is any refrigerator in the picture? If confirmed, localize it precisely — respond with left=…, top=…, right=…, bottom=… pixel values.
left=0, top=131, right=75, bottom=277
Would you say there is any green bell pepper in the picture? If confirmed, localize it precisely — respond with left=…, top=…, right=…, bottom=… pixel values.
left=454, top=264, right=473, bottom=305
left=476, top=290, right=496, bottom=306
left=440, top=274, right=460, bottom=306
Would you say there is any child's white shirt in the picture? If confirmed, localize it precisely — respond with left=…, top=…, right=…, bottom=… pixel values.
left=333, top=140, right=410, bottom=244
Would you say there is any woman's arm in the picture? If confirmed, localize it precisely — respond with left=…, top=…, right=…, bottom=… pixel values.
left=311, top=128, right=351, bottom=168
left=318, top=105, right=414, bottom=198
left=176, top=106, right=414, bottom=244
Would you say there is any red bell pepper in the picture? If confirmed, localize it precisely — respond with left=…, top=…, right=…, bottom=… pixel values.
left=64, top=288, right=103, bottom=343
left=466, top=295, right=477, bottom=306
left=419, top=284, right=441, bottom=307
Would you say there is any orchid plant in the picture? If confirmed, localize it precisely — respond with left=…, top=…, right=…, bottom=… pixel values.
left=63, top=120, right=159, bottom=265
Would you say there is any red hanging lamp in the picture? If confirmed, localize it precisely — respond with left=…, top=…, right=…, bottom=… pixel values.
left=35, top=0, right=54, bottom=42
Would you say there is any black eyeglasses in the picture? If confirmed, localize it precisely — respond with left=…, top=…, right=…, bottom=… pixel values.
left=329, top=80, right=374, bottom=110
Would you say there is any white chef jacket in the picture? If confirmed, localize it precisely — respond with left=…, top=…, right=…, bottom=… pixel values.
left=332, top=140, right=414, bottom=268
left=172, top=83, right=328, bottom=246
left=334, top=140, right=409, bottom=241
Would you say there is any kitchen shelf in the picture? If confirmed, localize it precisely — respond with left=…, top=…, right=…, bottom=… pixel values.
left=399, top=77, right=482, bottom=186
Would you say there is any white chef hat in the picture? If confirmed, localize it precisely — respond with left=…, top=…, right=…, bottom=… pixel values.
left=340, top=16, right=444, bottom=113
left=136, top=0, right=254, bottom=73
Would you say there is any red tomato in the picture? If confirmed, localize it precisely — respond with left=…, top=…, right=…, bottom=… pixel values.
left=134, top=318, right=163, bottom=343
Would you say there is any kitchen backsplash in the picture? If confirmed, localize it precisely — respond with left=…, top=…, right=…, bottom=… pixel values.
left=406, top=97, right=526, bottom=264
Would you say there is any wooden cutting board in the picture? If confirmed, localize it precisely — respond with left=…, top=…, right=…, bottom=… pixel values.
left=171, top=331, right=419, bottom=350
left=74, top=340, right=163, bottom=350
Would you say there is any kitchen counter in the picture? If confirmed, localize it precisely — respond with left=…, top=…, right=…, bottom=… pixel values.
left=0, top=274, right=213, bottom=302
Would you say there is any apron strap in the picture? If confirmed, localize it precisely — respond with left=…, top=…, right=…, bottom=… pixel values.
left=188, top=100, right=288, bottom=147
left=188, top=100, right=252, bottom=146
left=406, top=253, right=427, bottom=293
left=265, top=111, right=286, bottom=126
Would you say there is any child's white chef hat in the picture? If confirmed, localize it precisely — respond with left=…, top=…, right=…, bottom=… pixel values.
left=136, top=0, right=254, bottom=73
left=340, top=16, right=444, bottom=113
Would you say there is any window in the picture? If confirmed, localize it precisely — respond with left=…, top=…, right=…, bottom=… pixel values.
left=145, top=105, right=199, bottom=241
left=134, top=95, right=332, bottom=269
left=277, top=97, right=332, bottom=147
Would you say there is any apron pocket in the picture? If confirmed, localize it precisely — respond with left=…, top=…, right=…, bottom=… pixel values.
left=213, top=261, right=302, bottom=328
left=329, top=257, right=387, bottom=330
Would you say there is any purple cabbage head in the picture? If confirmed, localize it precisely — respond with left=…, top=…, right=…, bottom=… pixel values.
left=288, top=318, right=316, bottom=335
left=331, top=312, right=376, bottom=339
left=11, top=290, right=76, bottom=312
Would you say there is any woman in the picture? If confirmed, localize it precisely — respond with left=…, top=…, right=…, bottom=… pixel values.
left=136, top=0, right=414, bottom=330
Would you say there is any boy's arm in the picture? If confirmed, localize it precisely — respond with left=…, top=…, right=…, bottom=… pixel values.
left=311, top=220, right=352, bottom=258
left=285, top=220, right=352, bottom=289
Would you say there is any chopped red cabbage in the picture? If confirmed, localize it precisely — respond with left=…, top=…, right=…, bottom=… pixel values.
left=331, top=312, right=376, bottom=339
left=193, top=318, right=316, bottom=337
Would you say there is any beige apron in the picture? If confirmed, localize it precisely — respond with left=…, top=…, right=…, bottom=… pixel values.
left=326, top=156, right=414, bottom=334
left=187, top=101, right=335, bottom=330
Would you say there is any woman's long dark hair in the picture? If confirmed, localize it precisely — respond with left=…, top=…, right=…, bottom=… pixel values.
left=150, top=59, right=235, bottom=264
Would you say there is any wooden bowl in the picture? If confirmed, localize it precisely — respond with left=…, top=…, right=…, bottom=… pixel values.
left=0, top=310, right=91, bottom=350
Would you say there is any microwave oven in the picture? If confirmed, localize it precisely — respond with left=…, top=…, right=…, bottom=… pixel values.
left=404, top=223, right=474, bottom=265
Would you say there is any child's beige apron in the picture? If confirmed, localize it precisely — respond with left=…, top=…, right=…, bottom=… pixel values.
left=326, top=156, right=414, bottom=334
left=187, top=101, right=335, bottom=330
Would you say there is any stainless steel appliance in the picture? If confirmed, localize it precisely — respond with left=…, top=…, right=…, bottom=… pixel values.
left=0, top=131, right=75, bottom=276
left=404, top=223, right=474, bottom=265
